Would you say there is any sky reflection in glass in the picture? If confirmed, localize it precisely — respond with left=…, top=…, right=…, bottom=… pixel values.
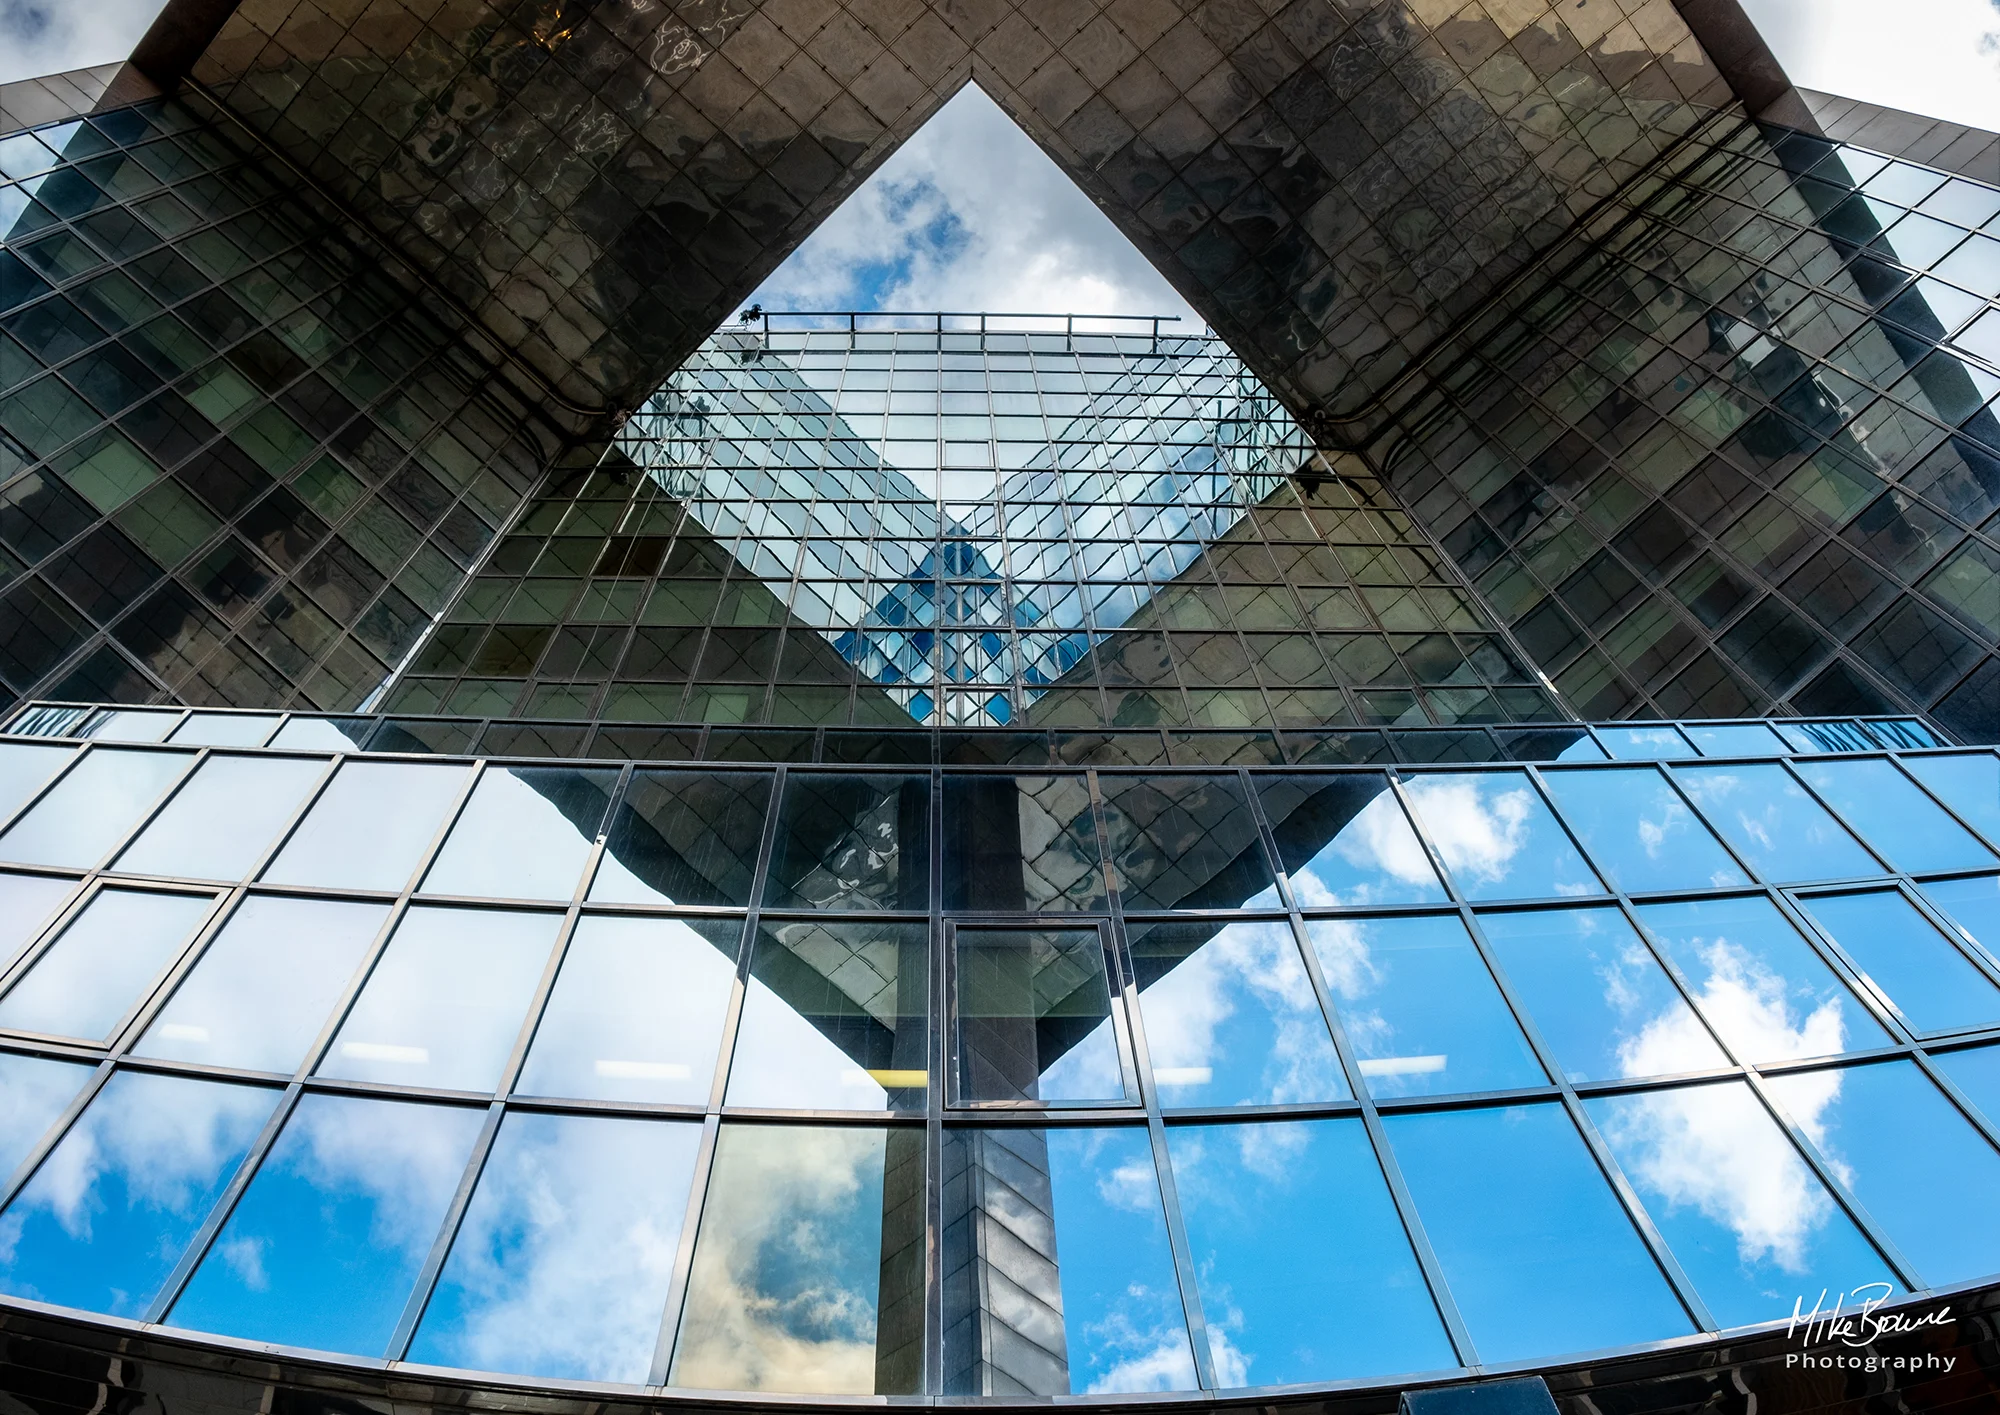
left=0, top=748, right=190, bottom=868
left=590, top=771, right=771, bottom=908
left=423, top=767, right=616, bottom=902
left=1797, top=890, right=2000, bottom=1035
left=0, top=887, right=211, bottom=1041
left=170, top=1094, right=485, bottom=1355
left=262, top=761, right=470, bottom=892
left=1792, top=759, right=1996, bottom=874
left=1387, top=1102, right=1691, bottom=1362
left=1918, top=875, right=2000, bottom=970
left=1764, top=1061, right=2000, bottom=1286
left=1671, top=766, right=1879, bottom=883
left=1305, top=915, right=1542, bottom=1097
left=1684, top=724, right=1789, bottom=756
left=1637, top=897, right=1888, bottom=1062
left=1538, top=767, right=1746, bottom=893
left=115, top=755, right=326, bottom=881
left=168, top=713, right=279, bottom=748
left=0, top=1050, right=92, bottom=1181
left=1478, top=907, right=1725, bottom=1081
left=1255, top=776, right=1445, bottom=907
left=0, top=742, right=75, bottom=821
left=0, top=1071, right=276, bottom=1316
left=409, top=1112, right=701, bottom=1382
left=1398, top=772, right=1601, bottom=901
left=955, top=928, right=1127, bottom=1103
left=1586, top=1080, right=1894, bottom=1327
left=1898, top=754, right=2000, bottom=847
left=1596, top=726, right=1697, bottom=760
left=1166, top=1118, right=1453, bottom=1385
left=1931, top=1043, right=2000, bottom=1129
left=0, top=871, right=75, bottom=972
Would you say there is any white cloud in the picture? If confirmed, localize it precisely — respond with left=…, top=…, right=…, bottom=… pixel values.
left=0, top=0, right=167, bottom=86
left=1738, top=0, right=2000, bottom=132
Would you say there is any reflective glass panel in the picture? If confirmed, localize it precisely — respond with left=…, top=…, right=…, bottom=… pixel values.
left=1386, top=1102, right=1691, bottom=1362
left=266, top=717, right=372, bottom=751
left=1586, top=1080, right=1894, bottom=1327
left=168, top=713, right=279, bottom=747
left=954, top=927, right=1127, bottom=1103
left=942, top=774, right=1104, bottom=911
left=1899, top=753, right=2000, bottom=847
left=1596, top=725, right=1697, bottom=760
left=1538, top=767, right=1747, bottom=893
left=1099, top=774, right=1277, bottom=912
left=423, top=766, right=618, bottom=902
left=0, top=871, right=76, bottom=972
left=0, top=887, right=211, bottom=1041
left=1793, top=759, right=1996, bottom=874
left=115, top=755, right=325, bottom=881
left=1306, top=914, right=1542, bottom=1097
left=1637, top=896, right=1888, bottom=1061
left=1256, top=774, right=1446, bottom=906
left=672, top=1123, right=923, bottom=1394
left=262, top=761, right=471, bottom=892
left=0, top=1050, right=93, bottom=1180
left=727, top=921, right=927, bottom=1110
left=170, top=1095, right=486, bottom=1355
left=135, top=896, right=388, bottom=1073
left=0, top=1072, right=277, bottom=1316
left=82, top=709, right=179, bottom=742
left=0, top=748, right=191, bottom=867
left=516, top=915, right=740, bottom=1104
left=1166, top=1118, right=1453, bottom=1385
left=1131, top=920, right=1348, bottom=1106
left=764, top=774, right=929, bottom=910
left=1917, top=874, right=2000, bottom=968
left=1764, top=1061, right=2000, bottom=1286
left=1671, top=765, right=1881, bottom=883
left=940, top=1126, right=1195, bottom=1395
left=408, top=1112, right=702, bottom=1382
left=319, top=907, right=558, bottom=1092
left=1398, top=772, right=1602, bottom=901
left=1932, top=1043, right=2000, bottom=1128
left=1685, top=724, right=1789, bottom=756
left=1795, top=890, right=2000, bottom=1035
left=0, top=742, right=75, bottom=821
left=1479, top=907, right=1726, bottom=1081
left=590, top=770, right=771, bottom=907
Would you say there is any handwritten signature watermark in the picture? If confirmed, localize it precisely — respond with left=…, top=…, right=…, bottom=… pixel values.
left=1784, top=1283, right=1956, bottom=1373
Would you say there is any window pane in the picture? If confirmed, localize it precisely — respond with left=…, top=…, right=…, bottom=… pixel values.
left=1685, top=723, right=1789, bottom=756
left=1386, top=1102, right=1691, bottom=1363
left=589, top=770, right=771, bottom=908
left=1596, top=725, right=1697, bottom=759
left=1132, top=920, right=1347, bottom=1106
left=115, top=754, right=325, bottom=881
left=0, top=741, right=75, bottom=820
left=1899, top=753, right=2000, bottom=846
left=1098, top=774, right=1276, bottom=911
left=319, top=907, right=558, bottom=1092
left=82, top=708, right=179, bottom=742
left=0, top=870, right=77, bottom=971
left=940, top=1126, right=1195, bottom=1395
left=1796, top=758, right=1996, bottom=874
left=1917, top=874, right=2000, bottom=968
left=0, top=747, right=191, bottom=867
left=1166, top=1117, right=1453, bottom=1384
left=263, top=760, right=471, bottom=892
left=727, top=920, right=927, bottom=1111
left=0, top=1050, right=93, bottom=1179
left=1538, top=767, right=1747, bottom=893
left=0, top=1072, right=277, bottom=1317
left=1305, top=914, right=1543, bottom=1098
left=1796, top=889, right=2000, bottom=1035
left=1637, top=896, right=1888, bottom=1061
left=407, top=1112, right=702, bottom=1382
left=169, top=1094, right=485, bottom=1355
left=0, top=886, right=212, bottom=1041
left=168, top=712, right=278, bottom=747
left=954, top=927, right=1127, bottom=1103
left=1764, top=1061, right=2000, bottom=1286
left=1932, top=1042, right=2000, bottom=1128
left=1399, top=771, right=1603, bottom=901
left=1671, top=765, right=1881, bottom=883
left=1479, top=907, right=1726, bottom=1081
left=267, top=717, right=372, bottom=751
left=671, top=1123, right=923, bottom=1394
left=1586, top=1080, right=1895, bottom=1327
left=765, top=773, right=929, bottom=911
left=942, top=774, right=1104, bottom=911
left=516, top=915, right=739, bottom=1104
left=423, top=766, right=618, bottom=901
left=1256, top=774, right=1445, bottom=906
left=135, top=895, right=387, bottom=1073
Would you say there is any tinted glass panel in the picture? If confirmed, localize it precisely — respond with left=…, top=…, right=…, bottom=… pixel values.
left=954, top=927, right=1127, bottom=1104
left=1539, top=767, right=1747, bottom=893
left=765, top=774, right=928, bottom=911
left=1899, top=753, right=2000, bottom=846
left=590, top=770, right=771, bottom=907
left=82, top=709, right=179, bottom=742
left=0, top=1050, right=93, bottom=1180
left=0, top=887, right=211, bottom=1041
left=263, top=761, right=471, bottom=892
left=1305, top=914, right=1543, bottom=1097
left=135, top=895, right=386, bottom=1073
left=0, top=748, right=191, bottom=867
left=170, top=1094, right=485, bottom=1355
left=1794, top=758, right=1996, bottom=874
left=1685, top=724, right=1788, bottom=756
left=1479, top=907, right=1726, bottom=1081
left=515, top=914, right=740, bottom=1105
left=1386, top=1102, right=1691, bottom=1362
left=115, top=754, right=324, bottom=880
left=1596, top=725, right=1697, bottom=759
left=0, top=871, right=76, bottom=971
left=1131, top=920, right=1348, bottom=1106
left=168, top=713, right=279, bottom=747
left=1796, top=890, right=2000, bottom=1035
left=1672, top=765, right=1880, bottom=883
left=1918, top=874, right=2000, bottom=969
left=942, top=774, right=1103, bottom=911
left=1399, top=772, right=1602, bottom=901
left=407, top=1112, right=702, bottom=1382
left=0, top=742, right=75, bottom=820
left=1932, top=1043, right=2000, bottom=1128
left=1099, top=774, right=1276, bottom=911
left=1255, top=774, right=1445, bottom=906
left=319, top=907, right=558, bottom=1092
left=423, top=766, right=617, bottom=901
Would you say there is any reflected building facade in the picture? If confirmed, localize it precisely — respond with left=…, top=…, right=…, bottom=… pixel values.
left=0, top=0, right=1997, bottom=1412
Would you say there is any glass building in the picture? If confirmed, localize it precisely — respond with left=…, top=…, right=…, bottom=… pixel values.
left=0, top=1, right=1995, bottom=1412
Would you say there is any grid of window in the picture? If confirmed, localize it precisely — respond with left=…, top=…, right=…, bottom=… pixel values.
left=1385, top=114, right=2000, bottom=741
left=0, top=95, right=551, bottom=719
left=1, top=708, right=1997, bottom=1398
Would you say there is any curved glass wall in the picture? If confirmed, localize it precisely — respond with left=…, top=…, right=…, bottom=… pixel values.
left=0, top=704, right=1995, bottom=1397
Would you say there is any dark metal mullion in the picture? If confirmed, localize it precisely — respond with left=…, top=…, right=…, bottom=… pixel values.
left=141, top=760, right=489, bottom=1325
left=923, top=762, right=944, bottom=1397
left=645, top=761, right=786, bottom=1388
